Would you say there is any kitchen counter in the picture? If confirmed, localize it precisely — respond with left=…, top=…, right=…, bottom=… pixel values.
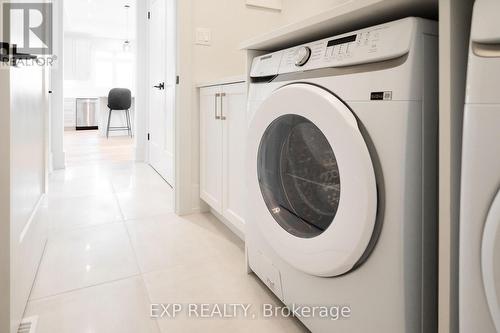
left=63, top=96, right=135, bottom=137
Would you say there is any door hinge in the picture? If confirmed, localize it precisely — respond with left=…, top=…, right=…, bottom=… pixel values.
left=147, top=133, right=150, bottom=141
left=176, top=76, right=180, bottom=85
left=147, top=11, right=151, bottom=19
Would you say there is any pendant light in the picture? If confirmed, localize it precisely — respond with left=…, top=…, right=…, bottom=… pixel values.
left=123, top=4, right=131, bottom=52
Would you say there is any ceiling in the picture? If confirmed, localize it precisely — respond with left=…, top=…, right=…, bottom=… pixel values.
left=64, top=0, right=136, bottom=39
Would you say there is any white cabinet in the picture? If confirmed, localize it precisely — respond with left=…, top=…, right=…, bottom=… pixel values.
left=64, top=98, right=76, bottom=129
left=221, top=83, right=247, bottom=230
left=200, top=82, right=246, bottom=236
left=64, top=37, right=91, bottom=81
left=200, top=86, right=223, bottom=211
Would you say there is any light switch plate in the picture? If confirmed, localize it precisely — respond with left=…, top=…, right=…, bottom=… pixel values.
left=195, top=28, right=211, bottom=46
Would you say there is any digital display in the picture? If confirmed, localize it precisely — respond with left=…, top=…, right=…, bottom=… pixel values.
left=327, top=35, right=357, bottom=47
left=370, top=92, right=385, bottom=100
left=370, top=91, right=393, bottom=101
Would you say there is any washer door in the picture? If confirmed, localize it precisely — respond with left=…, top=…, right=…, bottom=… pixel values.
left=247, top=83, right=378, bottom=277
left=482, top=190, right=500, bottom=331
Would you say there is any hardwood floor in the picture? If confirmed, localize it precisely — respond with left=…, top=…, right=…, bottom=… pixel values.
left=64, top=130, right=134, bottom=167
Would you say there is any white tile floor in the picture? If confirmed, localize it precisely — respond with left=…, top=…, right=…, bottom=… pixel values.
left=23, top=132, right=307, bottom=333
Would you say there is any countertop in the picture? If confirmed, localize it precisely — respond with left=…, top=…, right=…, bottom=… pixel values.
left=240, top=0, right=437, bottom=52
left=196, top=75, right=246, bottom=88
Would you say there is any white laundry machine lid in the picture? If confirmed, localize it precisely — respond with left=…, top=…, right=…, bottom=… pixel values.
left=482, top=189, right=500, bottom=331
left=246, top=83, right=378, bottom=277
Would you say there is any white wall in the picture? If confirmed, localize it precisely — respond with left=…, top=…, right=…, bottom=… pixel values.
left=192, top=0, right=282, bottom=83
left=174, top=0, right=341, bottom=215
left=64, top=34, right=136, bottom=98
left=9, top=65, right=49, bottom=333
left=191, top=0, right=340, bottom=83
left=0, top=4, right=12, bottom=331
left=279, top=0, right=349, bottom=24
left=0, top=2, right=49, bottom=331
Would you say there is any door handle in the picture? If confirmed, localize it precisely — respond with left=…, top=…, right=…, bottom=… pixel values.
left=153, top=82, right=165, bottom=90
left=220, top=93, right=227, bottom=120
left=214, top=93, right=221, bottom=119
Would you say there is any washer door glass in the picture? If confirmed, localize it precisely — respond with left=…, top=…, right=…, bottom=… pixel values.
left=258, top=114, right=340, bottom=238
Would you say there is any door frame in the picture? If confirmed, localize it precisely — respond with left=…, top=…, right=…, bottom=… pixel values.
left=143, top=0, right=176, bottom=187
left=52, top=0, right=189, bottom=215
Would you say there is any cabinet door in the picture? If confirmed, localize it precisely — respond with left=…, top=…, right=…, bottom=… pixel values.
left=200, top=86, right=223, bottom=213
left=64, top=98, right=76, bottom=128
left=221, top=83, right=247, bottom=231
left=74, top=39, right=91, bottom=80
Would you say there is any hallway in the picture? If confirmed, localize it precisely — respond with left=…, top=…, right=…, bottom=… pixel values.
left=21, top=137, right=305, bottom=332
left=64, top=130, right=135, bottom=167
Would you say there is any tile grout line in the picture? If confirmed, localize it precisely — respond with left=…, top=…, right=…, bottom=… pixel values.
left=119, top=197, right=163, bottom=332
left=109, top=168, right=144, bottom=277
left=110, top=166, right=174, bottom=333
left=29, top=273, right=143, bottom=303
left=31, top=163, right=142, bottom=302
left=49, top=158, right=167, bottom=332
left=48, top=219, right=124, bottom=236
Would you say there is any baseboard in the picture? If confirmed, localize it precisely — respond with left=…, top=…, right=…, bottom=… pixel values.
left=51, top=150, right=65, bottom=170
left=189, top=207, right=205, bottom=214
left=48, top=152, right=54, bottom=173
left=12, top=193, right=48, bottom=333
left=19, top=195, right=46, bottom=244
left=191, top=184, right=208, bottom=213
left=134, top=146, right=145, bottom=162
left=210, top=208, right=245, bottom=241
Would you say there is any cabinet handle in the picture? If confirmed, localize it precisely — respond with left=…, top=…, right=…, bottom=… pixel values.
left=214, top=93, right=221, bottom=119
left=220, top=92, right=227, bottom=120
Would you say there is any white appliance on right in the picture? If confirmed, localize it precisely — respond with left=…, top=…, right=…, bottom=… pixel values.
left=246, top=17, right=438, bottom=333
left=460, top=0, right=500, bottom=332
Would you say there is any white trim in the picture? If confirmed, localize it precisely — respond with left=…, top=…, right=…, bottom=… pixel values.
left=51, top=150, right=66, bottom=170
left=135, top=0, right=149, bottom=163
left=175, top=0, right=200, bottom=215
left=195, top=76, right=246, bottom=88
left=191, top=184, right=206, bottom=214
left=51, top=0, right=66, bottom=171
left=19, top=195, right=46, bottom=244
left=210, top=209, right=245, bottom=241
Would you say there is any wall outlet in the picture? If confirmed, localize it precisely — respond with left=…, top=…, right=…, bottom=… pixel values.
left=195, top=28, right=211, bottom=46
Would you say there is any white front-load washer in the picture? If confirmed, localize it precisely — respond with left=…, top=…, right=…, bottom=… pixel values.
left=460, top=0, right=500, bottom=332
left=245, top=17, right=438, bottom=332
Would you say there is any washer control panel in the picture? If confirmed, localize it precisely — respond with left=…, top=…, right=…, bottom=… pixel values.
left=250, top=17, right=416, bottom=77
left=250, top=50, right=284, bottom=77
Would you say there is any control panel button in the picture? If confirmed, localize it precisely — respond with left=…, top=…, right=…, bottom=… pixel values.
left=295, top=46, right=311, bottom=67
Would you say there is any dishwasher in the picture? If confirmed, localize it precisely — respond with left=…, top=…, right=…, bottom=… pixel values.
left=76, top=98, right=98, bottom=130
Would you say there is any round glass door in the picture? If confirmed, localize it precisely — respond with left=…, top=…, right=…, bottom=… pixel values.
left=258, top=115, right=340, bottom=238
left=246, top=83, right=377, bottom=276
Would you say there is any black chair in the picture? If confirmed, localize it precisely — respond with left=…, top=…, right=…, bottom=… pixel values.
left=106, top=88, right=132, bottom=138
